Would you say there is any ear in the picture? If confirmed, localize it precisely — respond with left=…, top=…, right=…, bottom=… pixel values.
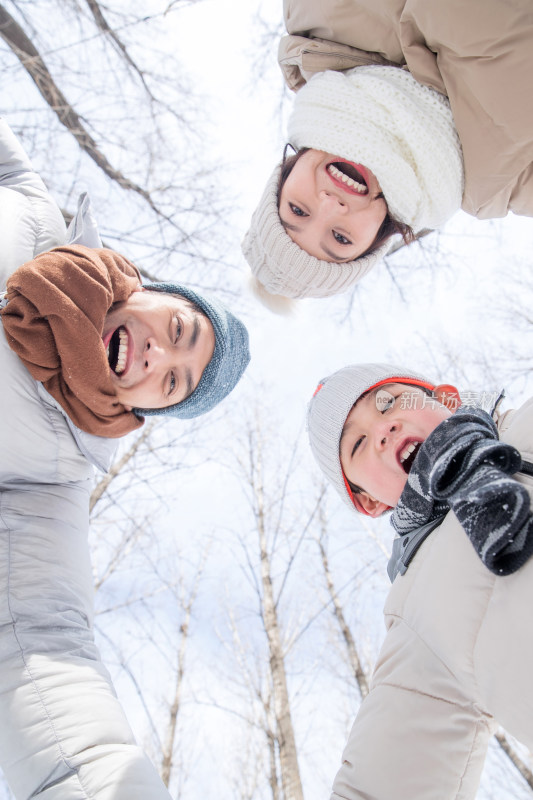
left=434, top=383, right=461, bottom=411
left=353, top=492, right=391, bottom=518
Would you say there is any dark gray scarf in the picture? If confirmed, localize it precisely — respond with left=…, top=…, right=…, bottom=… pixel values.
left=391, top=406, right=533, bottom=576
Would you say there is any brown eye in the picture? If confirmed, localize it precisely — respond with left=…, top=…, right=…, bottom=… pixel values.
left=290, top=203, right=307, bottom=217
left=381, top=397, right=396, bottom=414
left=333, top=231, right=352, bottom=245
left=174, top=316, right=182, bottom=344
left=376, top=390, right=397, bottom=414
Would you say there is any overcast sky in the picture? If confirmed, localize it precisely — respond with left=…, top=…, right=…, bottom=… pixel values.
left=2, top=1, right=533, bottom=797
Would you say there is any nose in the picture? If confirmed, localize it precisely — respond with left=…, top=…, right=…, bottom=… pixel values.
left=375, top=422, right=397, bottom=449
left=318, top=189, right=347, bottom=213
left=143, top=338, right=168, bottom=371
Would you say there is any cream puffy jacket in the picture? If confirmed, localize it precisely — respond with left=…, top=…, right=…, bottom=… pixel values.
left=280, top=0, right=533, bottom=221
left=331, top=398, right=533, bottom=800
left=0, top=120, right=172, bottom=799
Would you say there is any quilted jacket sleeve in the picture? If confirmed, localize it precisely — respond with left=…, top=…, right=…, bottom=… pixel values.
left=0, top=168, right=171, bottom=795
left=0, top=338, right=172, bottom=798
left=331, top=618, right=493, bottom=800
left=0, top=478, right=173, bottom=800
left=279, top=0, right=533, bottom=220
left=0, top=118, right=67, bottom=282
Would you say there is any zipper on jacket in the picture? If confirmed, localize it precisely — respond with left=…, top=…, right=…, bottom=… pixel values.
left=387, top=517, right=443, bottom=583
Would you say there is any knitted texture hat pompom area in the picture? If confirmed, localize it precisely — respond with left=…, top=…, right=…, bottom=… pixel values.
left=307, top=363, right=435, bottom=513
left=242, top=65, right=464, bottom=301
left=136, top=282, right=250, bottom=420
left=290, top=67, right=464, bottom=233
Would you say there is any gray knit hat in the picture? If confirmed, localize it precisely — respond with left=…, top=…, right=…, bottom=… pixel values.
left=135, top=282, right=250, bottom=419
left=307, top=363, right=435, bottom=513
left=241, top=163, right=392, bottom=300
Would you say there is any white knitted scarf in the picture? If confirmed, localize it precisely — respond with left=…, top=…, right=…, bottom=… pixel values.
left=288, top=66, right=464, bottom=232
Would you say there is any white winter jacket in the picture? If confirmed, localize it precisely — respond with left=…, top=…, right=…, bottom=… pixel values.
left=0, top=120, right=172, bottom=799
left=331, top=399, right=533, bottom=799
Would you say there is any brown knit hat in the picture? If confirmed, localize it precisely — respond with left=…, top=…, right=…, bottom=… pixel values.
left=241, top=163, right=393, bottom=300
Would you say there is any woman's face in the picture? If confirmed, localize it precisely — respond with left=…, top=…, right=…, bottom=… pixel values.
left=278, top=149, right=388, bottom=262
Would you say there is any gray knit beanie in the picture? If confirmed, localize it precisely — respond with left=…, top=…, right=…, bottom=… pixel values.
left=242, top=163, right=391, bottom=300
left=135, top=282, right=250, bottom=419
left=307, top=363, right=435, bottom=512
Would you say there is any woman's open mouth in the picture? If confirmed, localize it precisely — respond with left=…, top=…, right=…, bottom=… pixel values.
left=398, top=441, right=422, bottom=474
left=327, top=160, right=368, bottom=195
left=106, top=326, right=129, bottom=375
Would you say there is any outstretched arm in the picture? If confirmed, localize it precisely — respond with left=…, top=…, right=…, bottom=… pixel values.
left=0, top=118, right=66, bottom=285
left=0, top=351, right=170, bottom=800
left=331, top=618, right=492, bottom=800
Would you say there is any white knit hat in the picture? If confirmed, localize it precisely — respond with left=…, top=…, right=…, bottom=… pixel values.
left=242, top=65, right=463, bottom=302
left=290, top=68, right=463, bottom=233
left=306, top=363, right=435, bottom=513
left=241, top=163, right=391, bottom=300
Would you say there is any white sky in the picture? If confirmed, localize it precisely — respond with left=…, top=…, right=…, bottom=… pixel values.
left=2, top=1, right=533, bottom=797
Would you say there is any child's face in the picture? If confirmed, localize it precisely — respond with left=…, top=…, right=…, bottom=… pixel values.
left=278, top=149, right=388, bottom=262
left=339, top=383, right=451, bottom=516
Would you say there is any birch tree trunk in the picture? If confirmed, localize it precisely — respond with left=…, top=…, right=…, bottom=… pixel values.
left=160, top=552, right=206, bottom=788
left=317, top=505, right=369, bottom=700
left=253, top=433, right=304, bottom=800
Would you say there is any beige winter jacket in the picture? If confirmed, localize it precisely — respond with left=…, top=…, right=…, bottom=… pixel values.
left=280, top=0, right=533, bottom=221
left=330, top=397, right=533, bottom=800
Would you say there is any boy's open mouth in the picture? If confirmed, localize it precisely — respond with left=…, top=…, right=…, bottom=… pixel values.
left=399, top=441, right=422, bottom=474
left=327, top=161, right=368, bottom=195
left=106, top=326, right=129, bottom=375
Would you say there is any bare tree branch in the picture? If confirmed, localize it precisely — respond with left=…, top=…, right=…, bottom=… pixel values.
left=495, top=731, right=533, bottom=792
left=90, top=420, right=159, bottom=513
left=83, top=0, right=152, bottom=94
left=0, top=4, right=179, bottom=223
left=316, top=502, right=369, bottom=700
left=160, top=547, right=208, bottom=786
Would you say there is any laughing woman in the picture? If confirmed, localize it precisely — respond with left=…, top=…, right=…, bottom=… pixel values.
left=242, top=0, right=533, bottom=302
